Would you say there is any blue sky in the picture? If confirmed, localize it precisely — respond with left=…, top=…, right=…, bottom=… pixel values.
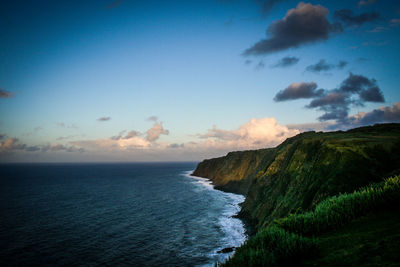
left=1, top=0, right=399, bottom=162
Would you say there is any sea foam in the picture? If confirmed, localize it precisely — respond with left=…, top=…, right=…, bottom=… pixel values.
left=182, top=170, right=247, bottom=265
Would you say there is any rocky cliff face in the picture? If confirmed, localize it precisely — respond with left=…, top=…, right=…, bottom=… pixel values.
left=192, top=148, right=278, bottom=195
left=192, top=124, right=400, bottom=229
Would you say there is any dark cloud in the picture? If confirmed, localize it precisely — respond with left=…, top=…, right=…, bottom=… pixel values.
left=244, top=3, right=342, bottom=55
left=339, top=72, right=375, bottom=93
left=272, top=56, right=299, bottom=68
left=0, top=89, right=14, bottom=98
left=310, top=73, right=384, bottom=121
left=359, top=86, right=385, bottom=102
left=97, top=117, right=111, bottom=122
left=254, top=0, right=285, bottom=15
left=307, top=91, right=348, bottom=108
left=274, top=82, right=322, bottom=101
left=334, top=9, right=379, bottom=27
left=305, top=59, right=348, bottom=73
left=330, top=102, right=400, bottom=130
left=274, top=73, right=385, bottom=124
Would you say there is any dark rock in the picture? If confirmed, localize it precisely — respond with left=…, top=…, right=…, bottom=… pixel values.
left=217, top=247, right=235, bottom=253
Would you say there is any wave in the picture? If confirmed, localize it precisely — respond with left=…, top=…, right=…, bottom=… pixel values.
left=181, top=170, right=247, bottom=265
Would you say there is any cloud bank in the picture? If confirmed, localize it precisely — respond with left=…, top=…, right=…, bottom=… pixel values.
left=274, top=73, right=387, bottom=128
left=62, top=118, right=299, bottom=162
left=0, top=136, right=84, bottom=155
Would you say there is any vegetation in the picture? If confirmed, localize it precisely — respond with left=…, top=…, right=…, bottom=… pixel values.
left=221, top=226, right=315, bottom=267
left=275, top=176, right=400, bottom=235
left=222, top=176, right=400, bottom=266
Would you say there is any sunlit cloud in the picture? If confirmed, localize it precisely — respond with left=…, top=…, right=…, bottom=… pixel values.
left=195, top=118, right=300, bottom=150
left=65, top=118, right=299, bottom=161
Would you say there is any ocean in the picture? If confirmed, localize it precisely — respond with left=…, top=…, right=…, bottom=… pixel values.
left=0, top=163, right=247, bottom=266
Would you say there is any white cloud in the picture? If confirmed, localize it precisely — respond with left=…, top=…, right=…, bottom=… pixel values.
left=195, top=118, right=299, bottom=151
left=2, top=118, right=301, bottom=162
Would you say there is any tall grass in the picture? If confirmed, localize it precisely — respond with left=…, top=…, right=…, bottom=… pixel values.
left=221, top=226, right=315, bottom=267
left=222, top=176, right=400, bottom=266
left=275, top=176, right=400, bottom=235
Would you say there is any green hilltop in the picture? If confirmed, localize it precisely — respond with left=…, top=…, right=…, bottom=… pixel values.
left=192, top=123, right=400, bottom=266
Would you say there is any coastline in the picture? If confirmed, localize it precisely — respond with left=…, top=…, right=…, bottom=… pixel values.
left=189, top=171, right=256, bottom=237
left=182, top=170, right=248, bottom=264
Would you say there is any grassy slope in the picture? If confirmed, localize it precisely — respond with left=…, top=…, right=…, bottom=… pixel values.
left=223, top=176, right=400, bottom=266
left=307, top=209, right=400, bottom=266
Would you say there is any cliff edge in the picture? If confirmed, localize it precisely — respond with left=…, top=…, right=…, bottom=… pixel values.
left=192, top=123, right=400, bottom=229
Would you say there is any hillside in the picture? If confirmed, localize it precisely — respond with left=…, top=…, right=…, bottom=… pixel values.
left=222, top=176, right=400, bottom=266
left=192, top=123, right=400, bottom=230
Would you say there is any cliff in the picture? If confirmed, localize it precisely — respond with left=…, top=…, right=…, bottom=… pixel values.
left=192, top=148, right=278, bottom=195
left=192, top=123, right=400, bottom=229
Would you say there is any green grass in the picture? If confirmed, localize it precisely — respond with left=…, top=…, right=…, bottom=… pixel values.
left=305, top=209, right=400, bottom=266
left=223, top=176, right=400, bottom=266
left=274, top=176, right=400, bottom=235
left=221, top=226, right=315, bottom=267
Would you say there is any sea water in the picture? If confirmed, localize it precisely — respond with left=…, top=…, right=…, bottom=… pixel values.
left=0, top=163, right=246, bottom=266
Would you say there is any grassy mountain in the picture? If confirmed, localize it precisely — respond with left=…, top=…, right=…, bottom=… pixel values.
left=193, top=123, right=400, bottom=229
left=192, top=123, right=400, bottom=265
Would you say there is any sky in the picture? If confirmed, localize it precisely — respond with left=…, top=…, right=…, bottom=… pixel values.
left=1, top=0, right=400, bottom=162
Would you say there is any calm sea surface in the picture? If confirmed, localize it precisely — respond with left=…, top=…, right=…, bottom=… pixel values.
left=0, top=163, right=246, bottom=266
